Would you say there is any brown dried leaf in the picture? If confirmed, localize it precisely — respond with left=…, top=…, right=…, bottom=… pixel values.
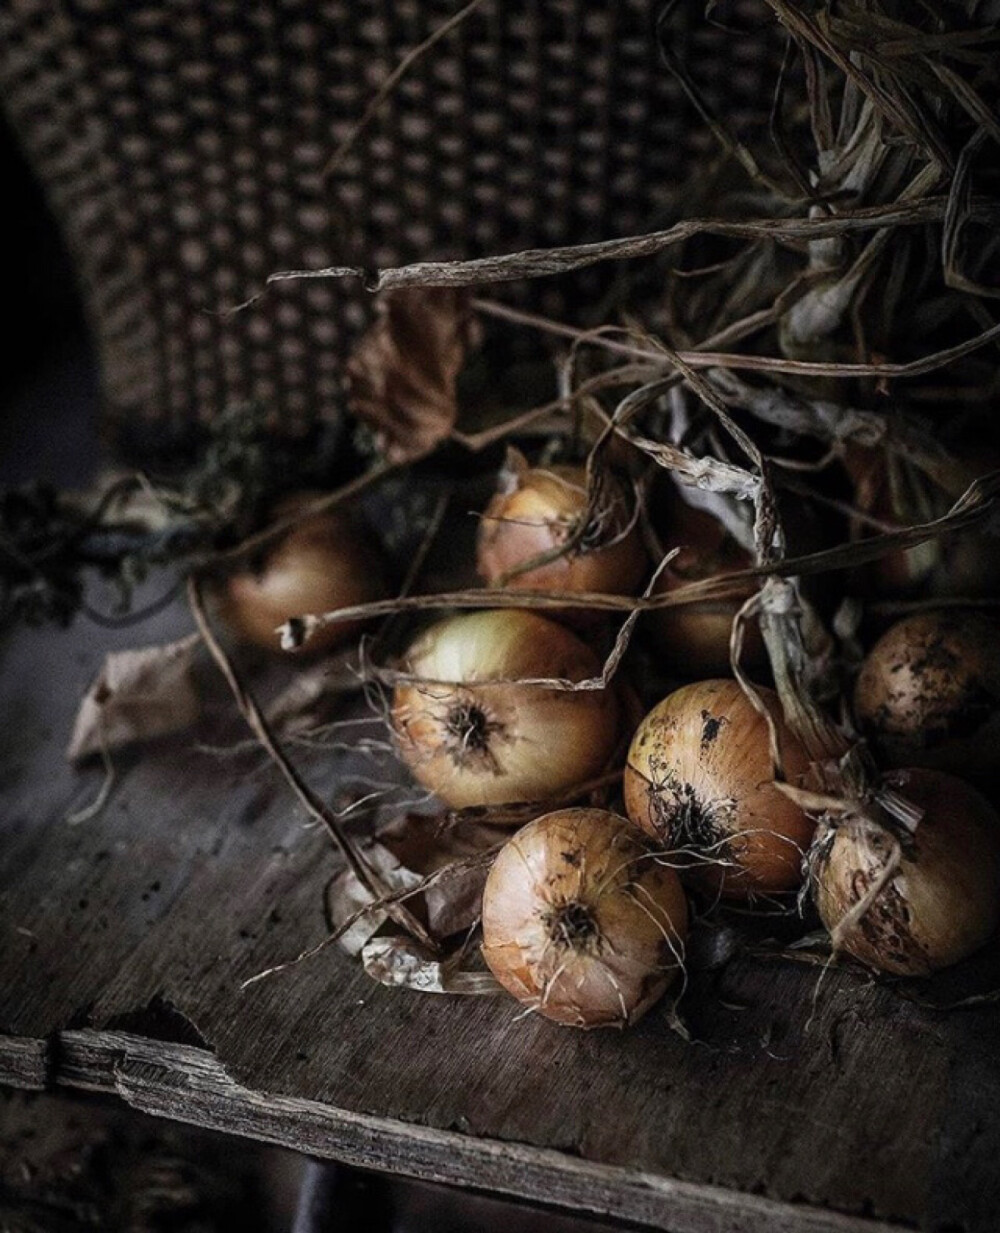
left=326, top=813, right=505, bottom=953
left=346, top=288, right=479, bottom=461
left=66, top=634, right=201, bottom=763
left=379, top=814, right=504, bottom=939
left=327, top=843, right=425, bottom=956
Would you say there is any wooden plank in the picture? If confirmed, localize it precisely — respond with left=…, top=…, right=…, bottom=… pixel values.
left=2, top=605, right=999, bottom=1231
left=0, top=1035, right=47, bottom=1090
left=7, top=1027, right=894, bottom=1233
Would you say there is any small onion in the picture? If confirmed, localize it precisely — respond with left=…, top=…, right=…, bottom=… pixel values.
left=476, top=461, right=647, bottom=600
left=646, top=496, right=765, bottom=677
left=845, top=445, right=1000, bottom=598
left=811, top=768, right=1000, bottom=975
left=481, top=808, right=688, bottom=1027
left=219, top=494, right=386, bottom=654
left=854, top=610, right=1000, bottom=785
left=623, top=680, right=814, bottom=899
left=391, top=610, right=620, bottom=809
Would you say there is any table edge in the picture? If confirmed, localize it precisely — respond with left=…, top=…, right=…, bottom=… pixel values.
left=0, top=1029, right=905, bottom=1233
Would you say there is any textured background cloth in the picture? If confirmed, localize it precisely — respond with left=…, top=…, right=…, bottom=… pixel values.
left=0, top=1, right=777, bottom=451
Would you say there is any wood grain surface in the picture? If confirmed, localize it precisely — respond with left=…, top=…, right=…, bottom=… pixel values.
left=1, top=601, right=998, bottom=1232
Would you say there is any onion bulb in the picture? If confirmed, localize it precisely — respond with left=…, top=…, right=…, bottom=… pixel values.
left=854, top=610, right=1000, bottom=785
left=623, top=680, right=814, bottom=899
left=646, top=495, right=764, bottom=677
left=845, top=444, right=1000, bottom=598
left=481, top=808, right=688, bottom=1027
left=811, top=768, right=1000, bottom=975
left=476, top=460, right=647, bottom=600
left=219, top=494, right=386, bottom=654
left=391, top=610, right=620, bottom=809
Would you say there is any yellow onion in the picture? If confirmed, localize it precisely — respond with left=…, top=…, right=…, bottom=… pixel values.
left=854, top=609, right=1000, bottom=785
left=219, top=494, right=387, bottom=654
left=646, top=495, right=764, bottom=677
left=623, top=680, right=814, bottom=900
left=481, top=808, right=688, bottom=1027
left=391, top=610, right=620, bottom=809
left=476, top=461, right=647, bottom=600
left=845, top=444, right=1000, bottom=598
left=811, top=768, right=1000, bottom=975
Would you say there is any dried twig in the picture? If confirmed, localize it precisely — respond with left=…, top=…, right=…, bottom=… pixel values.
left=186, top=574, right=439, bottom=952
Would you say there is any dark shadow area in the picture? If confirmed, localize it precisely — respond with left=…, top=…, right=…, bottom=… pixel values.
left=0, top=112, right=99, bottom=488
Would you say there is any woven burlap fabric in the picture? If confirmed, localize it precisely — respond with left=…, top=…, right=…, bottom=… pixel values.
left=0, top=1, right=778, bottom=453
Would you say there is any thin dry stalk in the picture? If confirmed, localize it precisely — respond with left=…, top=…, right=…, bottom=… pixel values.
left=186, top=574, right=438, bottom=953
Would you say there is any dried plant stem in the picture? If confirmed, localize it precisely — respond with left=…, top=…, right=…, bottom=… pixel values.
left=264, top=196, right=955, bottom=291
left=322, top=0, right=488, bottom=180
left=279, top=468, right=998, bottom=649
left=369, top=488, right=451, bottom=659
left=203, top=455, right=417, bottom=569
left=186, top=574, right=439, bottom=953
left=472, top=297, right=1000, bottom=382
left=66, top=715, right=116, bottom=825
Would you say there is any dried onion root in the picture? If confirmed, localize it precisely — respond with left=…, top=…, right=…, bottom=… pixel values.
left=391, top=610, right=620, bottom=809
left=624, top=680, right=814, bottom=900
left=481, top=808, right=688, bottom=1027
left=811, top=769, right=1000, bottom=976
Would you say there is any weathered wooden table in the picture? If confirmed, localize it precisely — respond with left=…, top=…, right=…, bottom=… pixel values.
left=2, top=601, right=998, bottom=1233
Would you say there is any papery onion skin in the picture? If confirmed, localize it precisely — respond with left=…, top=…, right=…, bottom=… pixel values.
left=481, top=808, right=689, bottom=1027
left=391, top=610, right=620, bottom=809
left=219, top=494, right=387, bottom=654
left=854, top=610, right=1000, bottom=785
left=476, top=463, right=647, bottom=599
left=623, top=680, right=814, bottom=900
left=811, top=768, right=1000, bottom=976
left=646, top=498, right=765, bottom=677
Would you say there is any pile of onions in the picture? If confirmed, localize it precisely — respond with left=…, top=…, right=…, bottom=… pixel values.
left=391, top=610, right=621, bottom=809
left=481, top=808, right=688, bottom=1027
left=623, top=680, right=814, bottom=899
left=476, top=460, right=647, bottom=601
left=646, top=494, right=764, bottom=677
left=218, top=493, right=386, bottom=654
left=811, top=768, right=1000, bottom=976
left=853, top=609, right=1000, bottom=785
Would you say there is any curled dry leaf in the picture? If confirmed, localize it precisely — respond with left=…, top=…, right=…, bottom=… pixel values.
left=326, top=812, right=507, bottom=995
left=66, top=633, right=202, bottom=763
left=360, top=936, right=501, bottom=995
left=327, top=841, right=425, bottom=956
left=346, top=288, right=480, bottom=461
left=327, top=813, right=505, bottom=954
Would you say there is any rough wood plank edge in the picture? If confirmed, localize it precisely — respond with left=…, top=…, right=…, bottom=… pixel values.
left=0, top=1029, right=904, bottom=1233
left=0, top=1036, right=49, bottom=1090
